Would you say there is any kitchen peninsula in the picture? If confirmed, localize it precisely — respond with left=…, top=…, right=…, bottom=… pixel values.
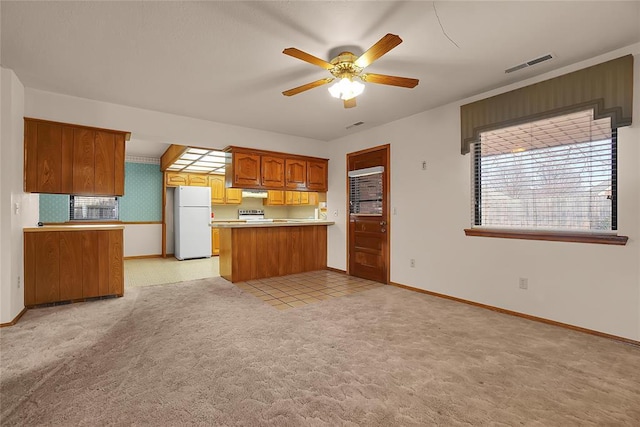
left=214, top=220, right=334, bottom=282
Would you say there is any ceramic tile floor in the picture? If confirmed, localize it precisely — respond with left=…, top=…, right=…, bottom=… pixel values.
left=234, top=270, right=384, bottom=310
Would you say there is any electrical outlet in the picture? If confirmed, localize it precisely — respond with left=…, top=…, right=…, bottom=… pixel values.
left=519, top=277, right=528, bottom=290
left=422, top=161, right=427, bottom=170
left=393, top=207, right=397, bottom=215
left=333, top=210, right=338, bottom=217
left=410, top=259, right=415, bottom=268
left=17, top=276, right=21, bottom=289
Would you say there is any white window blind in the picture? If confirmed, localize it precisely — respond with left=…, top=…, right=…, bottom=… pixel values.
left=472, top=109, right=615, bottom=231
left=70, top=196, right=119, bottom=221
left=349, top=167, right=383, bottom=215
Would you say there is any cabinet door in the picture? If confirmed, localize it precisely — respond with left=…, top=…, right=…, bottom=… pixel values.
left=261, top=155, right=285, bottom=188
left=308, top=192, right=319, bottom=206
left=59, top=231, right=83, bottom=301
left=285, top=191, right=301, bottom=205
left=233, top=152, right=261, bottom=187
left=209, top=175, right=226, bottom=204
left=263, top=190, right=285, bottom=206
left=73, top=128, right=96, bottom=194
left=285, top=159, right=307, bottom=189
left=94, top=131, right=116, bottom=195
left=82, top=231, right=100, bottom=298
left=212, top=228, right=220, bottom=256
left=165, top=172, right=188, bottom=187
left=225, top=188, right=243, bottom=204
left=24, top=121, right=74, bottom=194
left=35, top=232, right=60, bottom=304
left=188, top=174, right=208, bottom=187
left=300, top=192, right=309, bottom=205
left=307, top=159, right=328, bottom=191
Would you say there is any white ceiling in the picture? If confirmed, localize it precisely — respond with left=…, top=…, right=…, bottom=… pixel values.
left=2, top=1, right=639, bottom=158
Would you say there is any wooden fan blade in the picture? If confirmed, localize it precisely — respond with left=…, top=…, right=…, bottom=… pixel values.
left=344, top=98, right=357, bottom=109
left=362, top=73, right=419, bottom=88
left=283, top=48, right=334, bottom=70
left=354, top=33, right=403, bottom=68
left=282, top=78, right=334, bottom=96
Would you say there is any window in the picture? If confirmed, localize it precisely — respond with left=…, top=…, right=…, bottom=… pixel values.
left=70, top=196, right=119, bottom=221
left=349, top=166, right=383, bottom=215
left=471, top=109, right=616, bottom=232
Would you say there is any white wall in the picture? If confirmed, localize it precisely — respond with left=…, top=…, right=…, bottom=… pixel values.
left=123, top=224, right=163, bottom=258
left=326, top=44, right=640, bottom=341
left=25, top=89, right=328, bottom=158
left=0, top=67, right=38, bottom=324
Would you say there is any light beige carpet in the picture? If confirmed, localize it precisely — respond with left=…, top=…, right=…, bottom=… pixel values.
left=1, top=276, right=639, bottom=425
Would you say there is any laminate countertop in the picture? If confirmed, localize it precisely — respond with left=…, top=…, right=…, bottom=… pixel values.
left=24, top=224, right=125, bottom=232
left=211, top=219, right=334, bottom=228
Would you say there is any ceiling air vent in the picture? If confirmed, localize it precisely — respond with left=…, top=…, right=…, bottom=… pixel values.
left=505, top=53, right=555, bottom=74
left=346, top=121, right=364, bottom=130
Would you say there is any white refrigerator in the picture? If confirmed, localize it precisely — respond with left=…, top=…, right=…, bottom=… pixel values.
left=174, top=186, right=212, bottom=260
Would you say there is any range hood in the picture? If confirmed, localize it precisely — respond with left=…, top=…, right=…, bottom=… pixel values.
left=241, top=189, right=268, bottom=199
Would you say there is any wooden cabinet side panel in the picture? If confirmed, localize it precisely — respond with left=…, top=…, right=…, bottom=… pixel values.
left=94, top=131, right=116, bottom=195
left=35, top=232, right=60, bottom=304
left=73, top=128, right=95, bottom=194
left=23, top=233, right=37, bottom=306
left=24, top=120, right=39, bottom=192
left=59, top=231, right=84, bottom=301
left=36, top=123, right=63, bottom=194
left=114, top=134, right=126, bottom=195
left=212, top=228, right=220, bottom=256
left=82, top=231, right=100, bottom=298
left=108, top=230, right=124, bottom=296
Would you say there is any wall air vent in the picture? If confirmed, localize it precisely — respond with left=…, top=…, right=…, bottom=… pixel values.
left=346, top=121, right=364, bottom=130
left=505, top=53, right=555, bottom=74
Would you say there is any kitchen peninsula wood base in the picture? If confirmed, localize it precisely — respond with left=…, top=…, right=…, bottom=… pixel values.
left=219, top=225, right=328, bottom=283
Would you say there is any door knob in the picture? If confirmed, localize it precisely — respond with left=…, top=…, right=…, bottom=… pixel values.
left=381, top=228, right=386, bottom=233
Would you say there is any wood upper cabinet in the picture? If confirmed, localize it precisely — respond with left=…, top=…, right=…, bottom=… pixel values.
left=187, top=174, right=208, bottom=187
left=24, top=228, right=124, bottom=307
left=285, top=159, right=307, bottom=189
left=300, top=192, right=309, bottom=205
left=307, top=159, right=328, bottom=192
left=209, top=175, right=226, bottom=204
left=165, top=172, right=188, bottom=187
left=263, top=190, right=285, bottom=206
left=24, top=118, right=128, bottom=196
left=225, top=146, right=328, bottom=192
left=225, top=188, right=243, bottom=204
left=262, top=156, right=285, bottom=187
left=233, top=152, right=261, bottom=187
left=285, top=191, right=301, bottom=205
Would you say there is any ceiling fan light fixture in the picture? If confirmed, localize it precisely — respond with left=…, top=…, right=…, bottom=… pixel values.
left=328, top=77, right=364, bottom=100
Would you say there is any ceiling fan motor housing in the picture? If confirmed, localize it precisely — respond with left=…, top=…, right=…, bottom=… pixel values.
left=329, top=52, right=363, bottom=79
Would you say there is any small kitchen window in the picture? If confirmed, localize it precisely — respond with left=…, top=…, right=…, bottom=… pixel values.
left=349, top=166, right=383, bottom=215
left=70, top=196, right=119, bottom=221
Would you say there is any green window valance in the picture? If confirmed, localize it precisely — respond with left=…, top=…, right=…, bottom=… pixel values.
left=459, top=54, right=634, bottom=154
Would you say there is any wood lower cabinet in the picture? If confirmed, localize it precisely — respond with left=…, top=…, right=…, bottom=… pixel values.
left=24, top=118, right=128, bottom=196
left=24, top=227, right=124, bottom=307
left=219, top=225, right=328, bottom=282
left=211, top=227, right=220, bottom=256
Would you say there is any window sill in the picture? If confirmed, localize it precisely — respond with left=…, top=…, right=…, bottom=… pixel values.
left=464, top=228, right=628, bottom=245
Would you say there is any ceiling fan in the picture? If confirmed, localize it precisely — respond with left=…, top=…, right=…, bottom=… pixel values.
left=282, top=33, right=419, bottom=109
